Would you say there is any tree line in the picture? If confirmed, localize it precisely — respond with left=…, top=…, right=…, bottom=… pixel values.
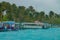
left=0, top=2, right=60, bottom=24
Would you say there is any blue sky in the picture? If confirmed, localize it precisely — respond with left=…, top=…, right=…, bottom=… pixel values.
left=0, top=0, right=60, bottom=14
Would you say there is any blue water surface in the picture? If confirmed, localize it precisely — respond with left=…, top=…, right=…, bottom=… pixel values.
left=0, top=28, right=60, bottom=40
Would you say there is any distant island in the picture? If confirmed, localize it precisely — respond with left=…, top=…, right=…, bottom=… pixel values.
left=0, top=2, right=60, bottom=24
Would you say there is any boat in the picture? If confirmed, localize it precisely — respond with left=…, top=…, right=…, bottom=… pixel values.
left=2, top=21, right=15, bottom=31
left=21, top=22, right=47, bottom=29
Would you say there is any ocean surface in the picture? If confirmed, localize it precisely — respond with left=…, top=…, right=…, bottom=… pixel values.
left=0, top=28, right=60, bottom=40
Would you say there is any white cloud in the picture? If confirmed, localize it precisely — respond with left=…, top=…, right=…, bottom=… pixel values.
left=31, top=0, right=60, bottom=14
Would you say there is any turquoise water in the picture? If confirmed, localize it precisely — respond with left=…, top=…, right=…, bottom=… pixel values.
left=0, top=28, right=60, bottom=40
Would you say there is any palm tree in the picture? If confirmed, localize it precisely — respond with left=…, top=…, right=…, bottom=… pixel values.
left=49, top=11, right=55, bottom=23
left=0, top=3, right=3, bottom=22
left=39, top=11, right=45, bottom=21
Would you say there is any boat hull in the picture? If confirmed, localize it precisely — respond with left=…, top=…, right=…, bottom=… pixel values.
left=21, top=25, right=43, bottom=29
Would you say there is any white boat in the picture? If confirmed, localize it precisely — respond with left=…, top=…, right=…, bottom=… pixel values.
left=21, top=22, right=44, bottom=29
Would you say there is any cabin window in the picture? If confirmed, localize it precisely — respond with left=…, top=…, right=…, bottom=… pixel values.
left=23, top=24, right=41, bottom=26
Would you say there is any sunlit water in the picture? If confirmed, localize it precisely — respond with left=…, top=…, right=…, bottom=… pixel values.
left=0, top=28, right=60, bottom=40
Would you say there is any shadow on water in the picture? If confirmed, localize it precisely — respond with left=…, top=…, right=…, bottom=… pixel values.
left=0, top=28, right=50, bottom=32
left=19, top=28, right=49, bottom=31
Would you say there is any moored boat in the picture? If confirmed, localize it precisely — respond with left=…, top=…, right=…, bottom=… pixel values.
left=21, top=22, right=48, bottom=29
left=0, top=21, right=16, bottom=31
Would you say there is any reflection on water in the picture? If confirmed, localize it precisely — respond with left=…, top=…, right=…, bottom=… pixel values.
left=0, top=28, right=60, bottom=40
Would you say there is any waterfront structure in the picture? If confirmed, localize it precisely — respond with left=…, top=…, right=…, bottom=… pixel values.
left=0, top=22, right=3, bottom=29
left=15, top=23, right=20, bottom=30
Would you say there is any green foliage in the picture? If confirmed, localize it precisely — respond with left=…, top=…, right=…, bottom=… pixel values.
left=0, top=2, right=60, bottom=24
left=2, top=15, right=8, bottom=21
left=49, top=11, right=55, bottom=18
